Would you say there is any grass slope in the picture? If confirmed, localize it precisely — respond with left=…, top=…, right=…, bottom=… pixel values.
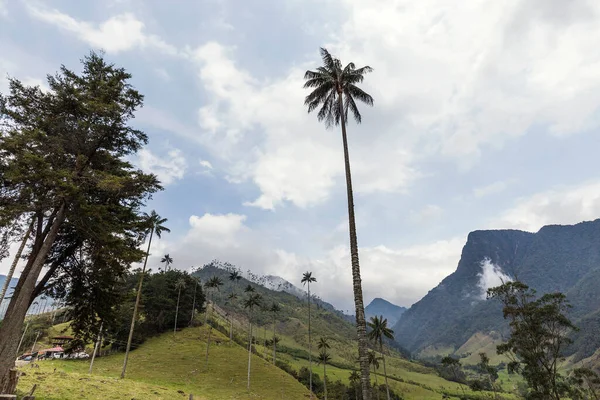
left=18, top=325, right=310, bottom=399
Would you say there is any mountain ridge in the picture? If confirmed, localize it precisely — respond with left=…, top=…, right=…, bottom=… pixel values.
left=393, top=219, right=600, bottom=363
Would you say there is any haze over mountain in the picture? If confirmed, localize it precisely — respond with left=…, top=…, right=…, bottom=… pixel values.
left=393, top=219, right=600, bottom=364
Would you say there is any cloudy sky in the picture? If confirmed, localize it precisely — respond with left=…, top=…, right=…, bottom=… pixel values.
left=2, top=0, right=600, bottom=312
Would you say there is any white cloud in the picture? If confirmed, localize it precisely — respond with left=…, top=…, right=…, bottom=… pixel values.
left=137, top=148, right=187, bottom=185
left=473, top=179, right=515, bottom=198
left=154, top=68, right=171, bottom=81
left=155, top=212, right=465, bottom=310
left=26, top=6, right=177, bottom=55
left=0, top=0, right=7, bottom=17
left=493, top=180, right=600, bottom=232
left=199, top=160, right=213, bottom=170
left=476, top=258, right=512, bottom=299
left=188, top=41, right=418, bottom=209
left=335, top=0, right=600, bottom=162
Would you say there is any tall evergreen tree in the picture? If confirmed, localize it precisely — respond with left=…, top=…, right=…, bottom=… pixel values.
left=488, top=281, right=576, bottom=399
left=0, top=52, right=161, bottom=391
left=303, top=47, right=374, bottom=400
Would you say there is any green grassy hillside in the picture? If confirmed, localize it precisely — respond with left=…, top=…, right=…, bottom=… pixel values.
left=17, top=325, right=310, bottom=399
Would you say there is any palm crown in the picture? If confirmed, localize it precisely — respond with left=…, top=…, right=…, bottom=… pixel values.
left=206, top=276, right=224, bottom=291
left=301, top=271, right=316, bottom=286
left=161, top=254, right=173, bottom=268
left=367, top=315, right=394, bottom=346
left=145, top=210, right=170, bottom=239
left=303, top=48, right=374, bottom=128
left=229, top=270, right=242, bottom=282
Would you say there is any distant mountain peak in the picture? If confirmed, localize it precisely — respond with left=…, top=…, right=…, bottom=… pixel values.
left=366, top=297, right=407, bottom=326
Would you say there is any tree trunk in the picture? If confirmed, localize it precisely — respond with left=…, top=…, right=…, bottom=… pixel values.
left=323, top=363, right=328, bottom=400
left=247, top=316, right=252, bottom=390
left=0, top=204, right=66, bottom=393
left=174, top=287, right=181, bottom=335
left=0, top=220, right=33, bottom=313
left=373, top=365, right=379, bottom=400
left=205, top=326, right=212, bottom=370
left=89, top=323, right=103, bottom=374
left=120, top=228, right=154, bottom=379
left=308, top=283, right=313, bottom=399
left=190, top=281, right=197, bottom=326
left=338, top=93, right=371, bottom=400
left=272, top=316, right=276, bottom=365
left=230, top=314, right=234, bottom=342
left=380, top=343, right=390, bottom=400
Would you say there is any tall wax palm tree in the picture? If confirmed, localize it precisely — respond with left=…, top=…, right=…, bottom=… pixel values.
left=318, top=337, right=332, bottom=399
left=244, top=292, right=262, bottom=390
left=270, top=302, right=281, bottom=364
left=368, top=351, right=381, bottom=400
left=349, top=370, right=361, bottom=400
left=121, top=210, right=169, bottom=379
left=244, top=284, right=255, bottom=293
left=161, top=254, right=173, bottom=271
left=190, top=275, right=201, bottom=326
left=173, top=277, right=186, bottom=335
left=367, top=316, right=394, bottom=400
left=227, top=292, right=238, bottom=341
left=204, top=276, right=223, bottom=369
left=317, top=349, right=332, bottom=400
left=304, top=47, right=374, bottom=400
left=301, top=271, right=317, bottom=398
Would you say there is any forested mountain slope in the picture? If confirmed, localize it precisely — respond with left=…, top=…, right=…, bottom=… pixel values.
left=393, top=219, right=600, bottom=363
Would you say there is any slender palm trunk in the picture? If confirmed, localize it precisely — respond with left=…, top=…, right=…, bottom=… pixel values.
left=323, top=363, right=328, bottom=400
left=0, top=204, right=66, bottom=392
left=174, top=287, right=182, bottom=335
left=205, top=292, right=212, bottom=368
left=121, top=228, right=153, bottom=379
left=372, top=364, right=379, bottom=400
left=89, top=323, right=103, bottom=374
left=272, top=316, right=277, bottom=365
left=230, top=314, right=234, bottom=342
left=190, top=281, right=198, bottom=326
left=0, top=220, right=33, bottom=314
left=307, top=282, right=313, bottom=399
left=247, top=312, right=253, bottom=390
left=380, top=342, right=390, bottom=400
left=338, top=93, right=371, bottom=400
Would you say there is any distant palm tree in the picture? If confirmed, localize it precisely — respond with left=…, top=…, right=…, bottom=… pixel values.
left=301, top=271, right=317, bottom=398
left=244, top=292, right=262, bottom=390
left=161, top=254, right=173, bottom=271
left=317, top=349, right=332, bottom=400
left=367, top=316, right=394, bottom=400
left=349, top=370, right=361, bottom=400
left=227, top=292, right=238, bottom=341
left=304, top=47, right=374, bottom=400
left=270, top=302, right=281, bottom=364
left=204, top=276, right=223, bottom=369
left=368, top=351, right=381, bottom=400
left=121, top=210, right=169, bottom=379
left=229, top=270, right=242, bottom=285
left=244, top=284, right=255, bottom=293
left=189, top=275, right=201, bottom=326
left=173, top=277, right=186, bottom=335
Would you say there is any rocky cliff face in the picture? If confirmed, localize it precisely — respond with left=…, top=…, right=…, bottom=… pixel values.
left=393, top=219, right=600, bottom=362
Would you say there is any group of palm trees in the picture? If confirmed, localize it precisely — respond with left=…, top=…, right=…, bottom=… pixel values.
left=119, top=46, right=384, bottom=399
left=300, top=268, right=396, bottom=400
